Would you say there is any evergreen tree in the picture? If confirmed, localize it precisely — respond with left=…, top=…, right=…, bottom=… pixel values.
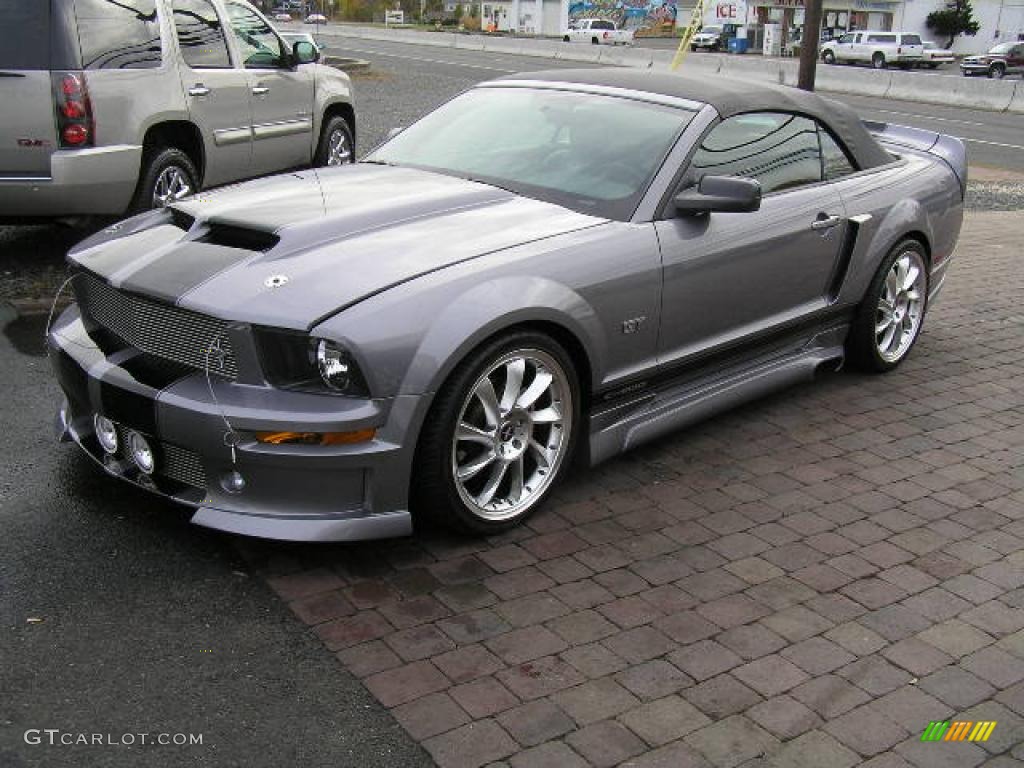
left=926, top=0, right=981, bottom=49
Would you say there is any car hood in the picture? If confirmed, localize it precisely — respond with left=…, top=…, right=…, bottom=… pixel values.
left=68, top=164, right=605, bottom=330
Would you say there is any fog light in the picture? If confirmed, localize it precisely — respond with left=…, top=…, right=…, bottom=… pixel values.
left=221, top=470, right=246, bottom=494
left=127, top=431, right=155, bottom=475
left=94, top=415, right=118, bottom=454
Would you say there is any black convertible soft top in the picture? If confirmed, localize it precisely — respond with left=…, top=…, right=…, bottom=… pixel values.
left=496, top=68, right=893, bottom=171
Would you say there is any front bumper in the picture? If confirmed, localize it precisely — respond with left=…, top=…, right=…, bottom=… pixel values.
left=49, top=304, right=417, bottom=542
left=0, top=144, right=142, bottom=219
left=960, top=62, right=993, bottom=74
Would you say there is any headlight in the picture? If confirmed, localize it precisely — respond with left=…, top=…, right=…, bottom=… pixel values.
left=315, top=339, right=360, bottom=392
left=254, top=328, right=370, bottom=397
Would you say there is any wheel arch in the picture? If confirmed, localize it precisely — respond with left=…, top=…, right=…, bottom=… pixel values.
left=321, top=100, right=357, bottom=150
left=140, top=120, right=205, bottom=186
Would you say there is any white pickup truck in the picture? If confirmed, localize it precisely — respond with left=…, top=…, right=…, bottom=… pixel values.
left=820, top=31, right=925, bottom=69
left=562, top=19, right=634, bottom=46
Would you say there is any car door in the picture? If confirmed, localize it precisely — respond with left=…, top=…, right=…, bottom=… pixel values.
left=653, top=112, right=848, bottom=369
left=834, top=32, right=856, bottom=62
left=224, top=1, right=314, bottom=176
left=1011, top=44, right=1024, bottom=74
left=170, top=0, right=253, bottom=187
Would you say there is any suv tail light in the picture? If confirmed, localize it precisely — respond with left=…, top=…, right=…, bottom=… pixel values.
left=52, top=72, right=95, bottom=149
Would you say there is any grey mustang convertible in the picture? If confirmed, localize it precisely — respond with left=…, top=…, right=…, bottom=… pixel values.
left=49, top=69, right=966, bottom=542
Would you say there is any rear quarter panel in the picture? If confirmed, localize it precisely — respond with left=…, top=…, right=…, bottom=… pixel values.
left=831, top=152, right=963, bottom=305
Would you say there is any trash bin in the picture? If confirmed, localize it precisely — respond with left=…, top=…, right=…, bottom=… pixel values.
left=728, top=37, right=749, bottom=54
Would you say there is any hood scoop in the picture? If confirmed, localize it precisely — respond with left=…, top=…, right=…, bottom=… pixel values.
left=197, top=221, right=280, bottom=253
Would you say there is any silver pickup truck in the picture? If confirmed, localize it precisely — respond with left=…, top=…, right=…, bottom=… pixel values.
left=0, top=0, right=355, bottom=221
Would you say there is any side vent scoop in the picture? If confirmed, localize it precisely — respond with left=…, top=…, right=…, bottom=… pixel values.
left=169, top=208, right=196, bottom=232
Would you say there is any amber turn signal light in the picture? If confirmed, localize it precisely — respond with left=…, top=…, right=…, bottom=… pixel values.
left=255, top=429, right=376, bottom=446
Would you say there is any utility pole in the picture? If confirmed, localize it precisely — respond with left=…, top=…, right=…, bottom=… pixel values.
left=796, top=0, right=823, bottom=90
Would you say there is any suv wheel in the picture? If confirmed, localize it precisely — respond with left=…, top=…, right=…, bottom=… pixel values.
left=413, top=331, right=580, bottom=534
left=822, top=50, right=836, bottom=64
left=872, top=52, right=887, bottom=69
left=989, top=63, right=1006, bottom=79
left=314, top=116, right=355, bottom=167
left=847, top=240, right=929, bottom=372
left=130, top=147, right=198, bottom=213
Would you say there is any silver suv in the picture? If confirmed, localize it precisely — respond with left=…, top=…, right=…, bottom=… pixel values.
left=0, top=0, right=355, bottom=221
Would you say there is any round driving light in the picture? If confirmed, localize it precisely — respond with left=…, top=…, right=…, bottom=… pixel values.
left=127, top=431, right=155, bottom=475
left=94, top=415, right=118, bottom=454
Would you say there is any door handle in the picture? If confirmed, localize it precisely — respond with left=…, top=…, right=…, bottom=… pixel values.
left=252, top=86, right=270, bottom=96
left=811, top=214, right=843, bottom=231
left=188, top=84, right=210, bottom=97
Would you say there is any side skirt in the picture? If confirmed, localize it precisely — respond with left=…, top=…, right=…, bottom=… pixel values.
left=588, top=325, right=848, bottom=466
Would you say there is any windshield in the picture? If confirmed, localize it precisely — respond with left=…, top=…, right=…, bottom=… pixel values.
left=368, top=87, right=696, bottom=220
left=990, top=43, right=1014, bottom=54
left=702, top=26, right=722, bottom=34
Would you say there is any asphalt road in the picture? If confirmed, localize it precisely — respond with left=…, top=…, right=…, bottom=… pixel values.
left=0, top=309, right=431, bottom=767
left=326, top=35, right=1024, bottom=172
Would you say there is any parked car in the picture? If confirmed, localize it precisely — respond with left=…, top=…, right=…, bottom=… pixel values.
left=273, top=12, right=292, bottom=21
left=305, top=13, right=327, bottom=24
left=960, top=41, right=1024, bottom=78
left=0, top=0, right=355, bottom=222
left=690, top=24, right=724, bottom=52
left=821, top=31, right=924, bottom=69
left=562, top=19, right=634, bottom=46
left=918, top=40, right=955, bottom=68
left=49, top=69, right=965, bottom=542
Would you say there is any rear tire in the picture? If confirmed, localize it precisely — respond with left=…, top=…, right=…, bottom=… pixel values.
left=129, top=146, right=198, bottom=214
left=412, top=331, right=580, bottom=535
left=872, top=52, right=886, bottom=69
left=314, top=115, right=355, bottom=167
left=846, top=239, right=929, bottom=373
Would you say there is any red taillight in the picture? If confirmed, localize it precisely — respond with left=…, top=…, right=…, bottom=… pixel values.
left=52, top=71, right=94, bottom=149
left=62, top=100, right=86, bottom=119
left=62, top=124, right=89, bottom=145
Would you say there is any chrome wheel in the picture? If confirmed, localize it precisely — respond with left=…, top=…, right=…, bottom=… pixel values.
left=152, top=166, right=192, bottom=208
left=451, top=349, right=572, bottom=522
left=326, top=127, right=351, bottom=166
left=875, top=250, right=926, bottom=363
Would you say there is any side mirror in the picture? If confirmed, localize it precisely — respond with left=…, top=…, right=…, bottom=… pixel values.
left=386, top=126, right=405, bottom=140
left=292, top=40, right=319, bottom=65
left=674, top=175, right=762, bottom=215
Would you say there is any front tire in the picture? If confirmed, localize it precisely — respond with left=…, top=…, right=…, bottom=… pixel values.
left=847, top=240, right=929, bottom=372
left=413, top=332, right=580, bottom=534
left=129, top=146, right=198, bottom=214
left=314, top=115, right=355, bottom=167
left=989, top=63, right=1006, bottom=79
left=823, top=50, right=836, bottom=65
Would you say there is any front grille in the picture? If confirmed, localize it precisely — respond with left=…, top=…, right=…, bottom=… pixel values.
left=160, top=442, right=208, bottom=490
left=114, top=424, right=207, bottom=490
left=74, top=273, right=238, bottom=379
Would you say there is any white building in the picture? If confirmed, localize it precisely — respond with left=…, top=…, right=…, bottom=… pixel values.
left=502, top=0, right=1022, bottom=53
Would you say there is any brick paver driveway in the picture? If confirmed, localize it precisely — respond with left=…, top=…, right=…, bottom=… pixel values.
left=243, top=211, right=1024, bottom=768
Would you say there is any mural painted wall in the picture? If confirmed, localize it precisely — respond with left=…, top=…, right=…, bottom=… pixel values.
left=568, top=0, right=678, bottom=33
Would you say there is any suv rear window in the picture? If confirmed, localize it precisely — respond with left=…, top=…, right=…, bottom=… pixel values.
left=900, top=34, right=922, bottom=45
left=592, top=20, right=614, bottom=30
left=74, top=0, right=162, bottom=69
left=0, top=0, right=50, bottom=69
